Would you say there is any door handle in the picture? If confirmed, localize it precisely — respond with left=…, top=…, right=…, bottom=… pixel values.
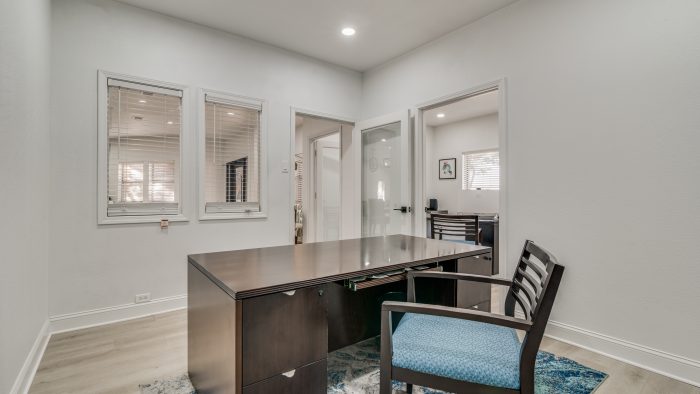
left=393, top=206, right=411, bottom=213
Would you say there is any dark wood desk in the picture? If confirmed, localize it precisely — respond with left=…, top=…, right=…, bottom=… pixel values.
left=187, top=235, right=491, bottom=393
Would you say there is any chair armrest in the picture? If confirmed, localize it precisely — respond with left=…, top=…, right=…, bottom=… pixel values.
left=406, top=271, right=512, bottom=302
left=408, top=271, right=512, bottom=286
left=382, top=301, right=531, bottom=331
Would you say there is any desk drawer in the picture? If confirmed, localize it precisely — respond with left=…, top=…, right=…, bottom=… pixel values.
left=241, top=286, right=327, bottom=386
left=344, top=264, right=442, bottom=291
left=242, top=359, right=327, bottom=394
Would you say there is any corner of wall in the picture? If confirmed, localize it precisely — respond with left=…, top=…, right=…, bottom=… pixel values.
left=9, top=320, right=51, bottom=394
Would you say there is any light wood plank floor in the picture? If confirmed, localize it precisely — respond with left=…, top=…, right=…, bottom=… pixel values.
left=30, top=309, right=698, bottom=394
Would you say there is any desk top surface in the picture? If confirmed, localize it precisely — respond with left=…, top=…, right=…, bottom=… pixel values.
left=188, top=235, right=490, bottom=299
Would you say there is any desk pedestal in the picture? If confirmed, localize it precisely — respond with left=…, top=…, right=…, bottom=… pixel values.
left=188, top=256, right=490, bottom=393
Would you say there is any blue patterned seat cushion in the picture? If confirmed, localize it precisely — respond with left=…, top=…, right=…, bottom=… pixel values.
left=392, top=313, right=522, bottom=390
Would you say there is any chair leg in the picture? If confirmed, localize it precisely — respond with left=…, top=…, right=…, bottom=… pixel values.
left=520, top=361, right=535, bottom=394
left=379, top=368, right=391, bottom=394
left=406, top=383, right=413, bottom=393
left=380, top=309, right=392, bottom=394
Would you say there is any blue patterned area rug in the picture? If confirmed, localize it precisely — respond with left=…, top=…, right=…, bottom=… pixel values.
left=140, top=374, right=195, bottom=394
left=140, top=338, right=607, bottom=394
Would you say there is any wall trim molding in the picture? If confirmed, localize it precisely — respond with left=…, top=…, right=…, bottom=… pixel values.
left=49, top=294, right=187, bottom=334
left=10, top=319, right=51, bottom=394
left=545, top=320, right=700, bottom=388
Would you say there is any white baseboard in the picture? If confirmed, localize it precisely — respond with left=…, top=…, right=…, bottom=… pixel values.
left=10, top=319, right=51, bottom=394
left=49, top=294, right=187, bottom=334
left=545, top=320, right=700, bottom=388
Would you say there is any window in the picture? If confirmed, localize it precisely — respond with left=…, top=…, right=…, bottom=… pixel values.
left=200, top=90, right=266, bottom=219
left=98, top=72, right=189, bottom=224
left=462, top=150, right=500, bottom=190
left=116, top=161, right=175, bottom=203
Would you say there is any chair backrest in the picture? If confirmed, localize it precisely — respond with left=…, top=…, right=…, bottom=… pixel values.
left=430, top=214, right=479, bottom=244
left=505, top=240, right=565, bottom=380
left=505, top=240, right=563, bottom=322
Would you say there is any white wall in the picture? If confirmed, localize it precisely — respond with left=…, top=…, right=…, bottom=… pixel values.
left=426, top=114, right=499, bottom=213
left=49, top=0, right=361, bottom=318
left=0, top=0, right=51, bottom=392
left=362, top=0, right=700, bottom=383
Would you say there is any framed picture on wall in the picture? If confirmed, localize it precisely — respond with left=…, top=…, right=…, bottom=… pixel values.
left=439, top=158, right=456, bottom=179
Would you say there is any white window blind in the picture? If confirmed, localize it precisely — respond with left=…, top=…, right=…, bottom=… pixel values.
left=204, top=95, right=261, bottom=213
left=107, top=79, right=182, bottom=217
left=462, top=150, right=500, bottom=190
left=294, top=153, right=303, bottom=207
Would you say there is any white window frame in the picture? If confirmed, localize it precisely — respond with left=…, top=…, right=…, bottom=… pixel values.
left=97, top=70, right=192, bottom=225
left=462, top=149, right=500, bottom=191
left=198, top=88, right=268, bottom=220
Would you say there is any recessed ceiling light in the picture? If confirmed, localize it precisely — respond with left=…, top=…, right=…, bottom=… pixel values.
left=381, top=138, right=386, bottom=142
left=341, top=27, right=356, bottom=36
left=227, top=112, right=235, bottom=116
left=167, top=121, right=173, bottom=125
left=139, top=99, right=147, bottom=103
left=436, top=113, right=445, bottom=118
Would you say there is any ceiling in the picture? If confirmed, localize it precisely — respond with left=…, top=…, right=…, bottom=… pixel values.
left=424, top=90, right=499, bottom=127
left=115, top=0, right=517, bottom=71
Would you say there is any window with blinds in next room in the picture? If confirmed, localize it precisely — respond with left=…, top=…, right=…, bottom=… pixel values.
left=462, top=150, right=500, bottom=191
left=201, top=91, right=264, bottom=218
left=106, top=79, right=182, bottom=218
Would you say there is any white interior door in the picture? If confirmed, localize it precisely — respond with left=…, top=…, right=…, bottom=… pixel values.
left=313, top=137, right=340, bottom=242
left=354, top=110, right=412, bottom=237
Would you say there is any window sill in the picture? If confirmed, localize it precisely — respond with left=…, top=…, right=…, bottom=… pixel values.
left=199, top=211, right=267, bottom=221
left=98, top=213, right=189, bottom=225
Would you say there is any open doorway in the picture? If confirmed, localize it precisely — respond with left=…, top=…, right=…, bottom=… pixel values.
left=417, top=84, right=505, bottom=276
left=312, top=133, right=340, bottom=242
left=292, top=113, right=353, bottom=244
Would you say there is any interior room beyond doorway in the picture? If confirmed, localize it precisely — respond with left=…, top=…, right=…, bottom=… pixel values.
left=423, top=89, right=501, bottom=273
left=294, top=114, right=353, bottom=244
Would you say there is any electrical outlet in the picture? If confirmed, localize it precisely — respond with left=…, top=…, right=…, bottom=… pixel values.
left=134, top=293, right=151, bottom=304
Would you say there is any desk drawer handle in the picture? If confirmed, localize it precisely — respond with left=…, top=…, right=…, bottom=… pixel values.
left=282, top=369, right=296, bottom=378
left=283, top=290, right=296, bottom=296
